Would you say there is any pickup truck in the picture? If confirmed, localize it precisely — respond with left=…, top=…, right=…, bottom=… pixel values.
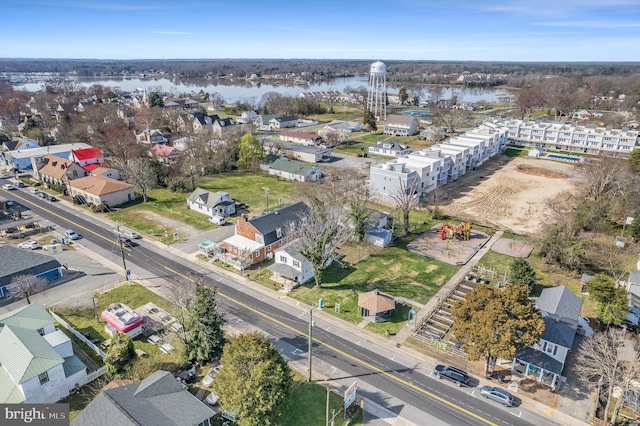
left=433, top=365, right=470, bottom=387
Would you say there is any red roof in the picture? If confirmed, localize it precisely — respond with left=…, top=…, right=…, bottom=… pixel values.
left=151, top=144, right=179, bottom=157
left=73, top=147, right=103, bottom=160
left=83, top=163, right=108, bottom=171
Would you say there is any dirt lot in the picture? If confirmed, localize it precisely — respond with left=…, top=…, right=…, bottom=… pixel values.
left=442, top=156, right=579, bottom=236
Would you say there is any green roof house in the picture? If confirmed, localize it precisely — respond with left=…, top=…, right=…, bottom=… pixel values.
left=267, top=157, right=322, bottom=182
left=0, top=304, right=88, bottom=403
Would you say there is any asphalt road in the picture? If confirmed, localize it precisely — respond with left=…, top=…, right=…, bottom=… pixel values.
left=2, top=185, right=560, bottom=426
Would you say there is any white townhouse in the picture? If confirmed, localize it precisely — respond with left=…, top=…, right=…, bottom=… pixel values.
left=426, top=144, right=469, bottom=181
left=447, top=136, right=489, bottom=169
left=485, top=117, right=638, bottom=157
left=369, top=161, right=420, bottom=205
left=368, top=140, right=411, bottom=157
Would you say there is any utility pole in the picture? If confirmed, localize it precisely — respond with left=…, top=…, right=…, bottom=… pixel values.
left=262, top=186, right=270, bottom=210
left=115, top=223, right=129, bottom=285
left=308, top=305, right=314, bottom=382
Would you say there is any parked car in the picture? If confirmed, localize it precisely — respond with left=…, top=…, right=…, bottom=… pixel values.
left=42, top=243, right=62, bottom=251
left=38, top=191, right=48, bottom=198
left=30, top=188, right=39, bottom=194
left=18, top=240, right=41, bottom=250
left=208, top=215, right=225, bottom=226
left=0, top=173, right=13, bottom=179
left=202, top=365, right=222, bottom=387
left=2, top=183, right=15, bottom=190
left=64, top=229, right=79, bottom=240
left=122, top=231, right=140, bottom=239
left=0, top=198, right=14, bottom=206
left=480, top=386, right=514, bottom=407
left=46, top=195, right=57, bottom=202
left=433, top=365, right=470, bottom=387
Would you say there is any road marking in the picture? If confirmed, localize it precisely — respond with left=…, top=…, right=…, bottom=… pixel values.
left=544, top=407, right=553, bottom=415
left=5, top=190, right=131, bottom=250
left=511, top=411, right=522, bottom=418
left=293, top=348, right=302, bottom=354
left=165, top=265, right=498, bottom=426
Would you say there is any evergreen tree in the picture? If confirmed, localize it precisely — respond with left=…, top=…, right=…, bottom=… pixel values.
left=509, top=257, right=537, bottom=293
left=586, top=274, right=629, bottom=326
left=213, top=332, right=292, bottom=426
left=147, top=92, right=164, bottom=108
left=452, top=284, right=544, bottom=375
left=186, top=285, right=225, bottom=363
left=104, top=333, right=136, bottom=378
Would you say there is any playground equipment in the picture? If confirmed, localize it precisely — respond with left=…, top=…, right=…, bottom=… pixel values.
left=439, top=222, right=472, bottom=241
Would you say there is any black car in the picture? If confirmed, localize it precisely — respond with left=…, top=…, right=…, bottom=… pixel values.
left=118, top=236, right=133, bottom=247
left=46, top=195, right=57, bottom=202
left=433, top=365, right=471, bottom=387
left=38, top=191, right=48, bottom=198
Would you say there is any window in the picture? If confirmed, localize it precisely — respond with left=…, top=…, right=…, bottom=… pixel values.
left=38, top=372, right=49, bottom=385
left=543, top=342, right=558, bottom=355
left=280, top=256, right=288, bottom=263
left=255, top=251, right=260, bottom=257
left=267, top=245, right=271, bottom=252
left=37, top=328, right=44, bottom=336
left=276, top=228, right=282, bottom=239
left=293, top=260, right=300, bottom=268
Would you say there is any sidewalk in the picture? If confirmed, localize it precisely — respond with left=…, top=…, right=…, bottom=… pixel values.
left=45, top=197, right=589, bottom=426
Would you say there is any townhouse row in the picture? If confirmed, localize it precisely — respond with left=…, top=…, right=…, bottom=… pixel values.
left=369, top=124, right=509, bottom=204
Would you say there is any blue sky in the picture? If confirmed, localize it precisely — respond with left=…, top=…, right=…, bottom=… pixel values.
left=1, top=0, right=639, bottom=61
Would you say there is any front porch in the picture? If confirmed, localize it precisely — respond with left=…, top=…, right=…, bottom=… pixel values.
left=512, top=346, right=563, bottom=390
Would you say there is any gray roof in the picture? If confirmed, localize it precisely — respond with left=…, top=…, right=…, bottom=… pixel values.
left=71, top=370, right=215, bottom=426
left=385, top=114, right=418, bottom=126
left=629, top=270, right=640, bottom=285
left=267, top=263, right=299, bottom=280
left=535, top=286, right=582, bottom=321
left=249, top=202, right=309, bottom=246
left=373, top=140, right=409, bottom=152
left=62, top=355, right=87, bottom=377
left=0, top=246, right=62, bottom=288
left=187, top=188, right=232, bottom=209
left=277, top=241, right=307, bottom=262
left=540, top=316, right=577, bottom=348
left=580, top=274, right=594, bottom=284
left=515, top=346, right=565, bottom=375
left=274, top=115, right=298, bottom=122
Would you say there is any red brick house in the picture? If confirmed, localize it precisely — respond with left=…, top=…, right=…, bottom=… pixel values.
left=221, top=202, right=308, bottom=270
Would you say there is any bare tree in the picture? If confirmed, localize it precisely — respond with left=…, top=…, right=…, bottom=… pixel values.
left=575, top=329, right=629, bottom=423
left=113, top=158, right=157, bottom=202
left=611, top=334, right=640, bottom=425
left=388, top=177, right=421, bottom=237
left=163, top=277, right=197, bottom=345
left=577, top=156, right=627, bottom=201
left=10, top=274, right=48, bottom=305
left=288, top=205, right=352, bottom=288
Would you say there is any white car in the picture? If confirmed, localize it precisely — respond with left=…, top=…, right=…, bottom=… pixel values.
left=202, top=365, right=222, bottom=387
left=64, top=230, right=79, bottom=240
left=18, top=240, right=41, bottom=250
left=30, top=188, right=39, bottom=194
left=208, top=215, right=225, bottom=226
left=0, top=173, right=13, bottom=179
left=2, top=184, right=15, bottom=190
left=122, top=231, right=140, bottom=239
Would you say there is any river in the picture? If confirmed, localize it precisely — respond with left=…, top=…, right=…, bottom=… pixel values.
left=13, top=75, right=509, bottom=104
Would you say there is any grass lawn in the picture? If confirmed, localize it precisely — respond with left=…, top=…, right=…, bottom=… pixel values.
left=364, top=302, right=414, bottom=337
left=280, top=374, right=361, bottom=426
left=351, top=131, right=388, bottom=143
left=503, top=147, right=529, bottom=158
left=333, top=142, right=369, bottom=155
left=289, top=241, right=459, bottom=326
left=107, top=171, right=300, bottom=237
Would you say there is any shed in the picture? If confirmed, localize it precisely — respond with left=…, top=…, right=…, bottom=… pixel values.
left=358, top=289, right=395, bottom=323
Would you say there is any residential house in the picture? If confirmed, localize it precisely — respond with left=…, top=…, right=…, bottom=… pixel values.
left=88, top=166, right=120, bottom=180
left=279, top=130, right=322, bottom=146
left=150, top=144, right=180, bottom=164
left=236, top=110, right=258, bottom=124
left=368, top=140, right=411, bottom=157
left=269, top=115, right=298, bottom=130
left=363, top=210, right=392, bottom=247
left=2, top=138, right=39, bottom=152
left=626, top=270, right=640, bottom=311
left=33, top=154, right=88, bottom=185
left=512, top=286, right=582, bottom=390
left=262, top=140, right=332, bottom=163
left=0, top=304, right=88, bottom=403
left=267, top=241, right=314, bottom=289
left=212, top=117, right=235, bottom=138
left=67, top=175, right=134, bottom=207
left=383, top=115, right=419, bottom=136
left=70, top=147, right=106, bottom=168
left=187, top=188, right=236, bottom=218
left=3, top=143, right=92, bottom=170
left=221, top=202, right=309, bottom=270
left=136, top=129, right=168, bottom=144
left=254, top=114, right=280, bottom=131
left=71, top=370, right=215, bottom=426
left=0, top=246, right=63, bottom=298
left=318, top=120, right=361, bottom=146
left=267, top=157, right=322, bottom=182
left=172, top=136, right=194, bottom=152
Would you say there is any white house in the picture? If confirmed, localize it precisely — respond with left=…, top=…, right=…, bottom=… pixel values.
left=270, top=115, right=298, bottom=129
left=512, top=286, right=582, bottom=390
left=368, top=140, right=411, bottom=158
left=268, top=241, right=314, bottom=289
left=279, top=130, right=322, bottom=146
left=187, top=188, right=236, bottom=217
left=383, top=115, right=419, bottom=136
left=0, top=304, right=88, bottom=404
left=267, top=158, right=322, bottom=182
left=236, top=110, right=258, bottom=124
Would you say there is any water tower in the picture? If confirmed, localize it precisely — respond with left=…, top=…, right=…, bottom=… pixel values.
left=367, top=60, right=387, bottom=120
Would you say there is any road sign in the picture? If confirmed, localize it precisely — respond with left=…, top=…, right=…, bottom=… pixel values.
left=344, top=381, right=357, bottom=410
left=125, top=269, right=131, bottom=277
left=173, top=232, right=179, bottom=239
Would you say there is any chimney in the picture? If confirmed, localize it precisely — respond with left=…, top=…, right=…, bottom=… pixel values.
left=374, top=289, right=380, bottom=295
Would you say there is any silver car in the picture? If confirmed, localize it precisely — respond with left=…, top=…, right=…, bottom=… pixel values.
left=480, top=386, right=514, bottom=407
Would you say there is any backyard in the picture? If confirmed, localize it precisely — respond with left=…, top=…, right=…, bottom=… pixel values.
left=106, top=171, right=299, bottom=240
